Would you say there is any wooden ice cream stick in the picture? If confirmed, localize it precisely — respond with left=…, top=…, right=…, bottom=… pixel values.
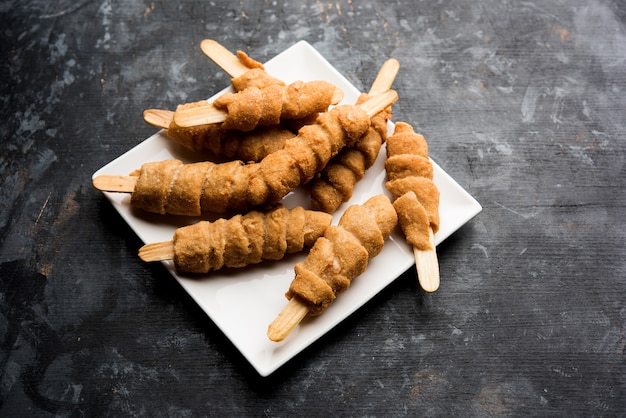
left=139, top=241, right=174, bottom=262
left=143, top=109, right=173, bottom=129
left=200, top=39, right=249, bottom=78
left=413, top=228, right=439, bottom=292
left=92, top=175, right=137, bottom=193
left=267, top=297, right=310, bottom=342
left=368, top=58, right=400, bottom=96
left=173, top=104, right=227, bottom=127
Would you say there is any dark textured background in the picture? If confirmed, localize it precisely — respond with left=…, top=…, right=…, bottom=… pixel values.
left=1, top=1, right=625, bottom=416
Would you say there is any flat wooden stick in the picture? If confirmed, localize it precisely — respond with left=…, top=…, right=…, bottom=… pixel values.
left=200, top=39, right=248, bottom=78
left=172, top=88, right=345, bottom=128
left=368, top=58, right=400, bottom=96
left=267, top=297, right=310, bottom=342
left=173, top=105, right=226, bottom=127
left=143, top=109, right=173, bottom=129
left=92, top=175, right=137, bottom=193
left=359, top=90, right=397, bottom=117
left=92, top=90, right=397, bottom=194
left=138, top=241, right=175, bottom=262
left=413, top=228, right=440, bottom=292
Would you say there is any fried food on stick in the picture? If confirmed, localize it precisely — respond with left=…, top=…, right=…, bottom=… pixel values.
left=143, top=41, right=295, bottom=159
left=267, top=194, right=398, bottom=342
left=93, top=91, right=399, bottom=216
left=138, top=205, right=332, bottom=273
left=144, top=106, right=295, bottom=161
left=384, top=122, right=440, bottom=292
left=310, top=58, right=399, bottom=212
left=173, top=80, right=344, bottom=130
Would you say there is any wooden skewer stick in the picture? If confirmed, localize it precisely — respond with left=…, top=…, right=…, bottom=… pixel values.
left=267, top=297, right=310, bottom=342
left=143, top=109, right=173, bottom=129
left=200, top=39, right=249, bottom=78
left=173, top=102, right=226, bottom=127
left=368, top=58, right=400, bottom=96
left=413, top=228, right=439, bottom=292
left=92, top=90, right=398, bottom=195
left=173, top=88, right=345, bottom=128
left=138, top=241, right=175, bottom=262
left=92, top=175, right=137, bottom=193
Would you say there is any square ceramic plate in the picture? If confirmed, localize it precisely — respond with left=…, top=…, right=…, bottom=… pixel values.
left=93, top=40, right=482, bottom=376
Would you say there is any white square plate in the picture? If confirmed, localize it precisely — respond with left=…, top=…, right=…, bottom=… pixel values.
left=93, top=41, right=482, bottom=376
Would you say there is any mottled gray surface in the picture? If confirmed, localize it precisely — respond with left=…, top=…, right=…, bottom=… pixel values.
left=1, top=0, right=625, bottom=416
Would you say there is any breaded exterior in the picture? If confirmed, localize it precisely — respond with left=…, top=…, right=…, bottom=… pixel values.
left=131, top=105, right=370, bottom=215
left=285, top=194, right=397, bottom=315
left=172, top=205, right=332, bottom=273
left=384, top=121, right=440, bottom=250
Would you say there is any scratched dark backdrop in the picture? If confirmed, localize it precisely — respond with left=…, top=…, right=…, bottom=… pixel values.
left=1, top=0, right=625, bottom=416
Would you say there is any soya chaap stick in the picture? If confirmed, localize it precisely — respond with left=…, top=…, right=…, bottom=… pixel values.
left=144, top=107, right=295, bottom=162
left=93, top=91, right=398, bottom=216
left=175, top=39, right=343, bottom=130
left=267, top=194, right=398, bottom=342
left=384, top=122, right=440, bottom=292
left=310, top=58, right=399, bottom=212
left=173, top=80, right=344, bottom=130
left=143, top=40, right=296, bottom=159
left=139, top=205, right=332, bottom=273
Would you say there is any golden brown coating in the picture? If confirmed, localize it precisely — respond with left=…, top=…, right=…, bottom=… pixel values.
left=213, top=80, right=339, bottom=131
left=231, top=67, right=285, bottom=91
left=285, top=194, right=397, bottom=316
left=162, top=60, right=290, bottom=158
left=310, top=93, right=391, bottom=212
left=384, top=122, right=440, bottom=250
left=172, top=205, right=332, bottom=273
left=130, top=105, right=371, bottom=215
left=235, top=50, right=264, bottom=70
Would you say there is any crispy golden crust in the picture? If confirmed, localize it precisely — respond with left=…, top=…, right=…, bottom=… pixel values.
left=384, top=122, right=440, bottom=250
left=172, top=206, right=332, bottom=273
left=231, top=68, right=285, bottom=91
left=310, top=93, right=391, bottom=213
left=132, top=105, right=370, bottom=215
left=168, top=109, right=295, bottom=162
left=165, top=68, right=290, bottom=159
left=285, top=194, right=397, bottom=316
left=213, top=80, right=338, bottom=131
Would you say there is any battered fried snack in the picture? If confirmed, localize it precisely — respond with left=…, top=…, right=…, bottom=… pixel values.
left=173, top=80, right=343, bottom=130
left=214, top=80, right=341, bottom=131
left=385, top=122, right=440, bottom=242
left=144, top=41, right=294, bottom=159
left=144, top=40, right=315, bottom=158
left=310, top=93, right=390, bottom=212
left=93, top=91, right=398, bottom=215
left=384, top=121, right=441, bottom=292
left=267, top=194, right=398, bottom=341
left=138, top=205, right=332, bottom=273
left=145, top=105, right=295, bottom=161
left=310, top=58, right=398, bottom=213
